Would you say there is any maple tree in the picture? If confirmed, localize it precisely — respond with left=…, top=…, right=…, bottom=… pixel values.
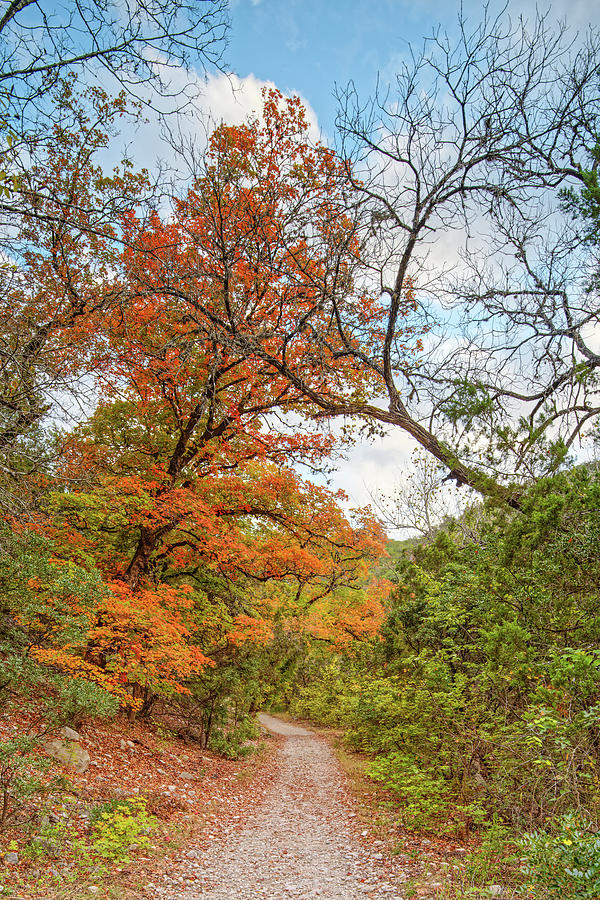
left=48, top=420, right=385, bottom=707
left=12, top=90, right=390, bottom=712
left=119, top=88, right=406, bottom=433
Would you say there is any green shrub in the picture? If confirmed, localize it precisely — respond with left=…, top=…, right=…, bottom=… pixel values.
left=91, top=796, right=157, bottom=862
left=369, top=752, right=451, bottom=830
left=463, top=818, right=516, bottom=883
left=208, top=714, right=259, bottom=759
left=290, top=660, right=358, bottom=727
left=0, top=736, right=52, bottom=828
left=89, top=795, right=142, bottom=826
left=521, top=814, right=600, bottom=899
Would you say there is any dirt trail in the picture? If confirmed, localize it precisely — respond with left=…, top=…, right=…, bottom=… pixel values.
left=157, top=715, right=412, bottom=899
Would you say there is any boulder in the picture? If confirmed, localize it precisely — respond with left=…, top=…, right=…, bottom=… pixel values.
left=45, top=738, right=90, bottom=773
left=60, top=726, right=81, bottom=742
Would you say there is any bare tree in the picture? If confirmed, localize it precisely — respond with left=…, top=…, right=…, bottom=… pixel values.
left=329, top=7, right=600, bottom=495
left=370, top=452, right=466, bottom=537
left=0, top=0, right=229, bottom=114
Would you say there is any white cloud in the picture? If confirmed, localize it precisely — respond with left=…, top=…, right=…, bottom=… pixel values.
left=100, top=66, right=322, bottom=177
left=311, top=419, right=417, bottom=518
left=195, top=72, right=321, bottom=141
left=336, top=427, right=417, bottom=508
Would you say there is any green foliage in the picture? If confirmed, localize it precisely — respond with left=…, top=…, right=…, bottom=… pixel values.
left=91, top=796, right=157, bottom=862
left=290, top=659, right=359, bottom=727
left=521, top=815, right=600, bottom=899
left=0, top=527, right=118, bottom=827
left=463, top=818, right=515, bottom=883
left=52, top=677, right=119, bottom=726
left=441, top=380, right=496, bottom=430
left=0, top=735, right=52, bottom=828
left=284, top=467, right=600, bottom=840
left=369, top=753, right=453, bottom=830
left=208, top=714, right=259, bottom=759
left=562, top=143, right=600, bottom=245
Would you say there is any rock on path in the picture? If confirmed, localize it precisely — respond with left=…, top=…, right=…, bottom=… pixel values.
left=157, top=714, right=410, bottom=899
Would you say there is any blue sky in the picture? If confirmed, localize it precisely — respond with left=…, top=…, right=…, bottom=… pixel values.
left=227, top=0, right=441, bottom=134
left=226, top=0, right=598, bottom=135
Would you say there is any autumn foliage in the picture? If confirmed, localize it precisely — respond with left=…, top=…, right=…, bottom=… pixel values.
left=5, top=87, right=390, bottom=714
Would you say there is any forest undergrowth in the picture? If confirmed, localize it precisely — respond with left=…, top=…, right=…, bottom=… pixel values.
left=0, top=698, right=274, bottom=899
left=282, top=466, right=600, bottom=900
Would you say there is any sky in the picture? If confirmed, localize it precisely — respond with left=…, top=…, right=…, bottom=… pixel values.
left=138, top=0, right=600, bottom=521
left=225, top=0, right=599, bottom=134
left=195, top=0, right=598, bottom=517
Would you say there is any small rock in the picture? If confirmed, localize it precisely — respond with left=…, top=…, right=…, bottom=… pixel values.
left=120, top=739, right=128, bottom=750
left=61, top=726, right=81, bottom=742
left=488, top=887, right=505, bottom=899
left=88, top=887, right=99, bottom=894
left=127, top=740, right=135, bottom=749
left=179, top=772, right=195, bottom=781
left=3, top=852, right=18, bottom=865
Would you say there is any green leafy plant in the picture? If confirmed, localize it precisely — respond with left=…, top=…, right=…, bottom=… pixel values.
left=463, top=818, right=516, bottom=883
left=369, top=752, right=452, bottom=831
left=521, top=815, right=600, bottom=899
left=208, top=714, right=259, bottom=759
left=91, top=796, right=157, bottom=862
left=0, top=736, right=52, bottom=829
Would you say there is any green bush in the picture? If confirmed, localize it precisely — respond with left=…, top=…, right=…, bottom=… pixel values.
left=208, top=714, right=259, bottom=759
left=91, top=796, right=157, bottom=862
left=290, top=660, right=358, bottom=727
left=0, top=736, right=52, bottom=828
left=369, top=752, right=452, bottom=830
left=521, top=815, right=600, bottom=899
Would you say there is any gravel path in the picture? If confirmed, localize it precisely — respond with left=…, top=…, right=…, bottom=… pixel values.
left=158, top=715, right=412, bottom=899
